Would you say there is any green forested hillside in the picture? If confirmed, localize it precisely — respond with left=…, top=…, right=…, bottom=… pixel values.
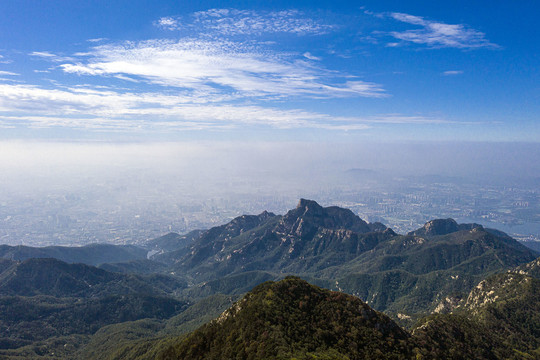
left=0, top=258, right=189, bottom=359
left=131, top=277, right=416, bottom=360
left=413, top=266, right=540, bottom=359
left=77, top=293, right=239, bottom=360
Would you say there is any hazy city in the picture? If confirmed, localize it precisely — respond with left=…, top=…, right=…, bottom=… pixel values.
left=1, top=142, right=539, bottom=247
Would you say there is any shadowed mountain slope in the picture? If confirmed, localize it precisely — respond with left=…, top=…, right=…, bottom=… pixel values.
left=0, top=243, right=147, bottom=266
left=0, top=257, right=186, bottom=297
left=145, top=230, right=204, bottom=253
left=155, top=199, right=392, bottom=281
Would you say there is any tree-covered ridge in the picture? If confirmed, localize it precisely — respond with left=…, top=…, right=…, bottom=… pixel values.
left=413, top=268, right=540, bottom=359
left=0, top=257, right=186, bottom=297
left=156, top=277, right=415, bottom=360
left=0, top=243, right=146, bottom=266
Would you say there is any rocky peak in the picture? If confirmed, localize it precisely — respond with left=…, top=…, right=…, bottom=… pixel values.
left=257, top=210, right=276, bottom=221
left=295, top=198, right=324, bottom=215
left=407, top=218, right=483, bottom=237
left=283, top=199, right=379, bottom=235
left=409, top=219, right=459, bottom=237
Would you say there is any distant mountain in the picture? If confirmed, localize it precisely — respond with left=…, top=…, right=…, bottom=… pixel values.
left=0, top=258, right=13, bottom=273
left=145, top=230, right=204, bottom=253
left=154, top=210, right=277, bottom=267
left=1, top=199, right=538, bottom=359
left=0, top=243, right=147, bottom=266
left=98, top=259, right=169, bottom=274
left=0, top=257, right=186, bottom=298
left=130, top=277, right=415, bottom=360
left=0, top=293, right=188, bottom=351
left=519, top=240, right=540, bottom=254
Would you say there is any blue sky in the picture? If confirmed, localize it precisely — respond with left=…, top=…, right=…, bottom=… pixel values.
left=0, top=0, right=538, bottom=142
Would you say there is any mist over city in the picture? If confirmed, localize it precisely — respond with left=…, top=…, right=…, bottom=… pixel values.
left=2, top=141, right=539, bottom=246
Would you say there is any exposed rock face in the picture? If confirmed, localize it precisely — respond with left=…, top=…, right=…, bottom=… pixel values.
left=408, top=219, right=459, bottom=237
left=432, top=295, right=463, bottom=314
left=512, top=257, right=540, bottom=279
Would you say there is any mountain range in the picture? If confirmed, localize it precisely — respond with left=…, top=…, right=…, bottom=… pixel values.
left=0, top=199, right=538, bottom=359
left=151, top=199, right=536, bottom=320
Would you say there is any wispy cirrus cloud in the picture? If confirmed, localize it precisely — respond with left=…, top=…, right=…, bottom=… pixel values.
left=0, top=83, right=454, bottom=132
left=87, top=38, right=108, bottom=43
left=443, top=70, right=464, bottom=76
left=0, top=54, right=11, bottom=64
left=0, top=71, right=19, bottom=76
left=191, top=9, right=335, bottom=36
left=10, top=8, right=392, bottom=134
left=30, top=51, right=75, bottom=62
left=155, top=17, right=180, bottom=31
left=156, top=9, right=334, bottom=36
left=303, top=52, right=321, bottom=61
left=59, top=39, right=386, bottom=99
left=388, top=12, right=498, bottom=49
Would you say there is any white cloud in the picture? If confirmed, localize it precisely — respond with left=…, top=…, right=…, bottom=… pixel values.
left=443, top=70, right=464, bottom=76
left=388, top=12, right=498, bottom=49
left=191, top=9, right=335, bottom=36
left=8, top=8, right=487, bottom=136
left=0, top=54, right=15, bottom=65
left=303, top=52, right=321, bottom=61
left=155, top=17, right=180, bottom=31
left=60, top=39, right=386, bottom=99
left=30, top=51, right=58, bottom=58
left=0, top=71, right=19, bottom=76
left=0, top=83, right=451, bottom=132
left=30, top=51, right=74, bottom=62
left=87, top=38, right=108, bottom=43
